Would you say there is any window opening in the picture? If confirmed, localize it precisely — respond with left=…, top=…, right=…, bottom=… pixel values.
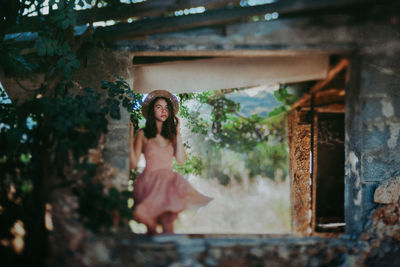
left=130, top=85, right=292, bottom=234
left=130, top=53, right=347, bottom=236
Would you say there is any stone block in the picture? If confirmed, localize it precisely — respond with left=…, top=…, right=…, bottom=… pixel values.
left=361, top=182, right=379, bottom=218
left=103, top=154, right=128, bottom=170
left=362, top=124, right=390, bottom=152
left=104, top=129, right=130, bottom=153
left=360, top=53, right=400, bottom=96
left=387, top=121, right=400, bottom=149
left=361, top=98, right=382, bottom=122
left=361, top=69, right=399, bottom=96
left=362, top=149, right=399, bottom=182
left=394, top=96, right=400, bottom=118
left=374, top=176, right=400, bottom=204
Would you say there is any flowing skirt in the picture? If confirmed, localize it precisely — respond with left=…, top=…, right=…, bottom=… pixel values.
left=133, top=169, right=212, bottom=229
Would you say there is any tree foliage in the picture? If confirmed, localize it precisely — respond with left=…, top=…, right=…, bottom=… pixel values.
left=0, top=77, right=137, bottom=260
left=0, top=1, right=139, bottom=264
left=173, top=87, right=296, bottom=184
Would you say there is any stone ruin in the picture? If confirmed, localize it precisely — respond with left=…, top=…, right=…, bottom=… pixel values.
left=2, top=1, right=400, bottom=266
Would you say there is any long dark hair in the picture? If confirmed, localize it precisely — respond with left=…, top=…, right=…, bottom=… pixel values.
left=144, top=96, right=177, bottom=141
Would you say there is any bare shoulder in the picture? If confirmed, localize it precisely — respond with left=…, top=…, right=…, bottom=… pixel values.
left=135, top=128, right=146, bottom=141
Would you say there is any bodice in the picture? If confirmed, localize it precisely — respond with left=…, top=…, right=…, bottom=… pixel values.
left=142, top=139, right=174, bottom=172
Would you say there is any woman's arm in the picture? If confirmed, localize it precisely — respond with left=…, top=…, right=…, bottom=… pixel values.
left=130, top=123, right=145, bottom=169
left=174, top=118, right=186, bottom=164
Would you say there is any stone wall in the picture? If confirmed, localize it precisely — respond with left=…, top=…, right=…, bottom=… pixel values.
left=345, top=45, right=400, bottom=236
left=81, top=234, right=362, bottom=267
left=360, top=176, right=400, bottom=265
left=46, top=48, right=134, bottom=266
left=71, top=47, right=134, bottom=190
left=65, top=13, right=400, bottom=266
left=1, top=46, right=134, bottom=189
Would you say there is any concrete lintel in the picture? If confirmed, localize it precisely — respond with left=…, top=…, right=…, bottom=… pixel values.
left=131, top=54, right=329, bottom=93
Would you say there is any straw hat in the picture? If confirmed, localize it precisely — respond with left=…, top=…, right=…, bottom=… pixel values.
left=141, top=90, right=179, bottom=119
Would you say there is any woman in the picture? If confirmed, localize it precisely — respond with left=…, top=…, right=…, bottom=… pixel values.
left=130, top=90, right=212, bottom=235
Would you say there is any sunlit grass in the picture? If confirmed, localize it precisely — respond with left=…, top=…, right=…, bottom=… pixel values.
left=175, top=174, right=290, bottom=234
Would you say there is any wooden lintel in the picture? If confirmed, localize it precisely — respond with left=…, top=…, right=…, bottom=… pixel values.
left=309, top=58, right=349, bottom=94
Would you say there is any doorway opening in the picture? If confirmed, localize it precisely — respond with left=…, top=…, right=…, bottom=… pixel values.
left=288, top=56, right=347, bottom=236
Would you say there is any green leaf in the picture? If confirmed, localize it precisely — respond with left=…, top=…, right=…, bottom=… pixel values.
left=35, top=39, right=46, bottom=56
left=122, top=97, right=130, bottom=108
left=274, top=90, right=283, bottom=101
left=110, top=103, right=121, bottom=119
left=70, top=58, right=80, bottom=68
left=57, top=57, right=66, bottom=68
left=61, top=19, right=70, bottom=30
left=108, top=187, right=120, bottom=199
left=47, top=45, right=54, bottom=56
left=268, top=106, right=286, bottom=117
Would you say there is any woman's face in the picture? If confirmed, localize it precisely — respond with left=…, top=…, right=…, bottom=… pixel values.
left=153, top=98, right=170, bottom=122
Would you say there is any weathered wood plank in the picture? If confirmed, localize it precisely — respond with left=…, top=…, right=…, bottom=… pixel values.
left=6, top=0, right=239, bottom=34
left=288, top=109, right=312, bottom=235
left=311, top=112, right=318, bottom=234
left=301, top=89, right=346, bottom=107
left=301, top=105, right=346, bottom=114
left=93, top=0, right=373, bottom=40
left=309, top=58, right=349, bottom=94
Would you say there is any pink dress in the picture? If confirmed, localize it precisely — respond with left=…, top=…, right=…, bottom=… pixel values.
left=133, top=139, right=212, bottom=229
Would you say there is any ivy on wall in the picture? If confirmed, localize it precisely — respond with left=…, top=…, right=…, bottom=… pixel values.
left=1, top=1, right=297, bottom=264
left=0, top=1, right=141, bottom=264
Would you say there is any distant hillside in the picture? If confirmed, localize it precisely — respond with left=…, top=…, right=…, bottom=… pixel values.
left=227, top=90, right=280, bottom=118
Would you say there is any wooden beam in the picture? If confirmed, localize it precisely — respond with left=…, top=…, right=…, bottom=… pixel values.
left=93, top=0, right=373, bottom=40
left=300, top=105, right=346, bottom=114
left=309, top=58, right=349, bottom=94
left=292, top=58, right=348, bottom=109
left=299, top=88, right=345, bottom=107
left=6, top=0, right=239, bottom=34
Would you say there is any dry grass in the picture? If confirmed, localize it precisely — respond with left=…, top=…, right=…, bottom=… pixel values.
left=174, top=174, right=291, bottom=234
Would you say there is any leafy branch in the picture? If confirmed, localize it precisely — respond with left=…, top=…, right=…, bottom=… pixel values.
left=176, top=88, right=290, bottom=184
left=269, top=84, right=297, bottom=117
